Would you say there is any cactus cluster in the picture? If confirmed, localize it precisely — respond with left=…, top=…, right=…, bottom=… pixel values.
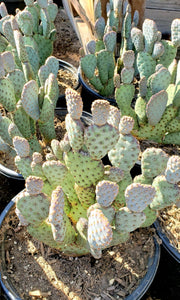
left=80, top=0, right=136, bottom=97
left=13, top=88, right=180, bottom=258
left=0, top=0, right=58, bottom=66
left=0, top=1, right=62, bottom=161
left=0, top=52, right=59, bottom=159
left=116, top=50, right=180, bottom=145
left=80, top=1, right=180, bottom=145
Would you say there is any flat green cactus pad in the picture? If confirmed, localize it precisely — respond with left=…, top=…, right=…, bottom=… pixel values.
left=21, top=80, right=40, bottom=121
left=141, top=148, right=169, bottom=179
left=0, top=78, right=16, bottom=111
left=15, top=156, right=32, bottom=179
left=115, top=207, right=146, bottom=233
left=84, top=124, right=119, bottom=160
left=7, top=69, right=26, bottom=100
left=150, top=67, right=171, bottom=95
left=140, top=206, right=158, bottom=227
left=16, top=191, right=50, bottom=225
left=150, top=175, right=179, bottom=210
left=0, top=116, right=13, bottom=145
left=146, top=90, right=168, bottom=126
left=158, top=40, right=177, bottom=68
left=87, top=208, right=113, bottom=250
left=80, top=54, right=97, bottom=79
left=137, top=52, right=156, bottom=79
left=125, top=183, right=156, bottom=212
left=64, top=150, right=104, bottom=188
left=108, top=134, right=140, bottom=172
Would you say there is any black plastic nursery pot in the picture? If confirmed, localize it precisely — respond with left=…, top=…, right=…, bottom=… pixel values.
left=154, top=219, right=180, bottom=264
left=0, top=198, right=161, bottom=300
left=2, top=0, right=25, bottom=15
left=56, top=59, right=80, bottom=108
left=78, top=67, right=117, bottom=113
left=0, top=164, right=24, bottom=181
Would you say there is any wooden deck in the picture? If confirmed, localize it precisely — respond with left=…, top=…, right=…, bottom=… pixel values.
left=145, top=0, right=180, bottom=34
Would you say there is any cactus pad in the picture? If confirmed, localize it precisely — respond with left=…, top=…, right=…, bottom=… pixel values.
left=146, top=90, right=168, bottom=126
left=108, top=134, right=140, bottom=172
left=25, top=176, right=44, bottom=195
left=165, top=155, right=180, bottom=184
left=95, top=180, right=119, bottom=207
left=115, top=207, right=146, bottom=233
left=64, top=150, right=104, bottom=188
left=13, top=136, right=30, bottom=157
left=91, top=99, right=110, bottom=126
left=16, top=190, right=50, bottom=226
left=65, top=114, right=84, bottom=151
left=125, top=183, right=156, bottom=212
left=150, top=175, right=179, bottom=210
left=21, top=80, right=40, bottom=121
left=141, top=147, right=169, bottom=179
left=84, top=123, right=119, bottom=160
left=65, top=88, right=83, bottom=120
left=87, top=208, right=113, bottom=250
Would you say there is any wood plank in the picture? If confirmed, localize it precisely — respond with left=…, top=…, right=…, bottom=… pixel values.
left=75, top=18, right=94, bottom=50
left=146, top=0, right=180, bottom=11
left=145, top=8, right=180, bottom=34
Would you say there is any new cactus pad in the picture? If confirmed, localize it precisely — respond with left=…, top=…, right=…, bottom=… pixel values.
left=13, top=88, right=180, bottom=258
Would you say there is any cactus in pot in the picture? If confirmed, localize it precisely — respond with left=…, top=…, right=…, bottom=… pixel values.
left=80, top=1, right=136, bottom=97
left=80, top=0, right=180, bottom=99
left=115, top=49, right=180, bottom=145
left=0, top=49, right=59, bottom=162
left=0, top=0, right=58, bottom=66
left=12, top=88, right=180, bottom=258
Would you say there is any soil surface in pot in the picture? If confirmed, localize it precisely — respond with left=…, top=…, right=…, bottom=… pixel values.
left=0, top=206, right=157, bottom=300
left=158, top=205, right=180, bottom=252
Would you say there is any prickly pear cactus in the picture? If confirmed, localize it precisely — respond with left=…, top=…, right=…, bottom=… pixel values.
left=80, top=2, right=136, bottom=97
left=13, top=88, right=179, bottom=258
left=0, top=52, right=59, bottom=161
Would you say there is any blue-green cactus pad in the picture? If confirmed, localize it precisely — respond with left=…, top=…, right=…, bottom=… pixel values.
left=108, top=134, right=140, bottom=172
left=137, top=52, right=156, bottom=79
left=146, top=90, right=168, bottom=126
left=64, top=150, right=104, bottom=188
left=115, top=207, right=146, bottom=233
left=150, top=175, right=179, bottom=210
left=0, top=78, right=16, bottom=111
left=84, top=123, right=119, bottom=160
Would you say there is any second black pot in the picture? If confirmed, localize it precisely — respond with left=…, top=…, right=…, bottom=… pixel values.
left=78, top=67, right=117, bottom=113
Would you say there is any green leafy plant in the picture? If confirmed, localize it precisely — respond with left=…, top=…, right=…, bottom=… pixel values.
left=13, top=88, right=180, bottom=258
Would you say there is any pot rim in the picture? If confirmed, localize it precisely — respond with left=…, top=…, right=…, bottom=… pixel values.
left=0, top=198, right=160, bottom=300
left=77, top=66, right=117, bottom=105
left=154, top=219, right=180, bottom=263
left=58, top=59, right=80, bottom=88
